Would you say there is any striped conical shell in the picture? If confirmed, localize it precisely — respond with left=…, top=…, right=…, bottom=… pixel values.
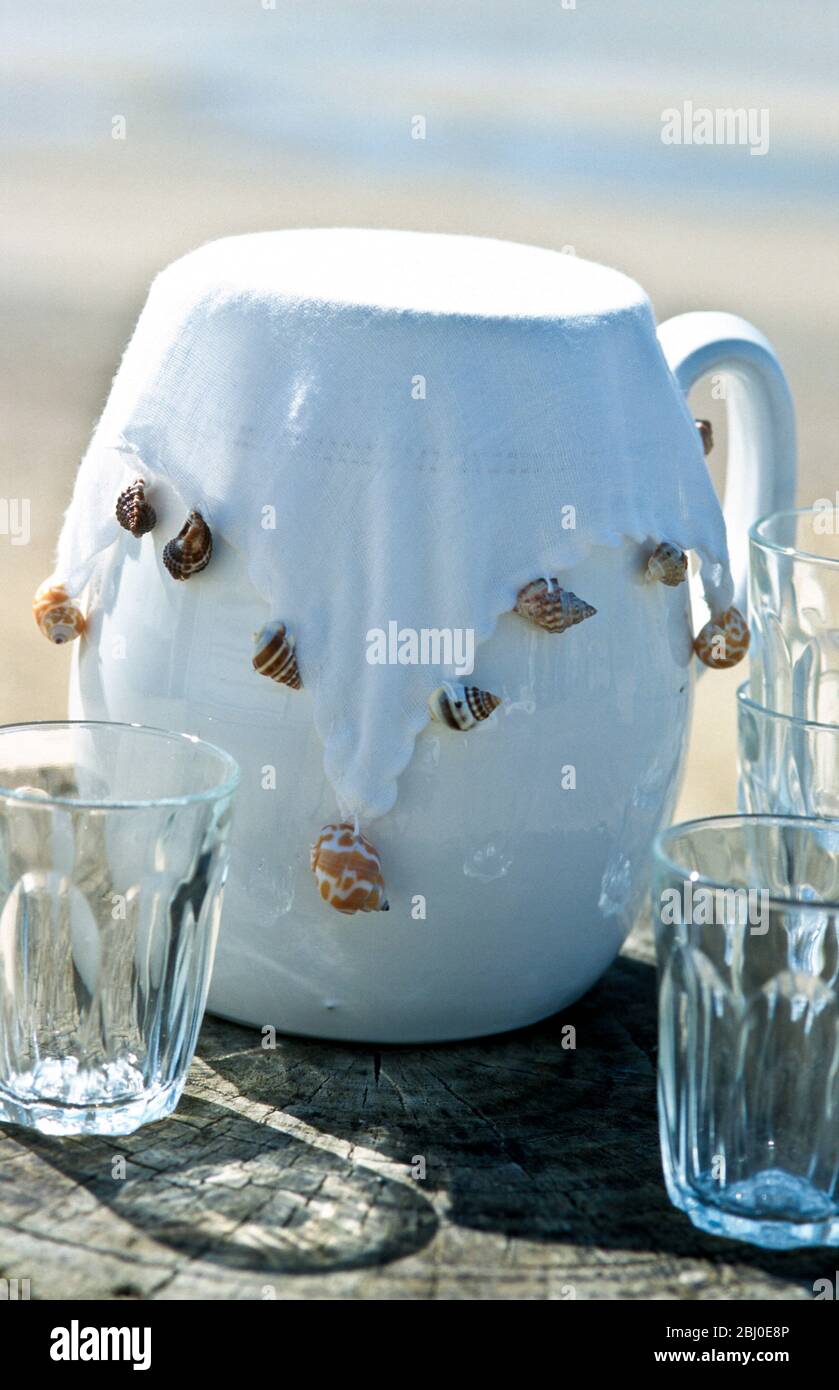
left=696, top=419, right=713, bottom=455
left=115, top=478, right=156, bottom=537
left=428, top=684, right=501, bottom=731
left=514, top=579, right=597, bottom=633
left=252, top=621, right=302, bottom=689
left=32, top=582, right=86, bottom=644
left=694, top=606, right=750, bottom=669
left=162, top=510, right=212, bottom=579
left=646, top=541, right=688, bottom=587
left=310, top=823, right=388, bottom=915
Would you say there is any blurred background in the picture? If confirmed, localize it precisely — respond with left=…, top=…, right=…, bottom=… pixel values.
left=2, top=0, right=837, bottom=817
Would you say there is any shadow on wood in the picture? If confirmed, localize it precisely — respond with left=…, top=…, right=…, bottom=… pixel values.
left=5, top=1094, right=438, bottom=1276
left=203, top=952, right=834, bottom=1293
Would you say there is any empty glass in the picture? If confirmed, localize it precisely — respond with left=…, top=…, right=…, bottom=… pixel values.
left=654, top=814, right=839, bottom=1249
left=737, top=684, right=839, bottom=819
left=0, top=722, right=238, bottom=1135
left=749, top=506, right=839, bottom=724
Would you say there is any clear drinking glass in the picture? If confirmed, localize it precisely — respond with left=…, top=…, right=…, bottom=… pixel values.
left=654, top=814, right=839, bottom=1249
left=0, top=722, right=238, bottom=1136
left=749, top=507, right=839, bottom=723
left=737, top=683, right=839, bottom=819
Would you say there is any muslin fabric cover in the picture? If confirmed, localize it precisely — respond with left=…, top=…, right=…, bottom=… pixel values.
left=54, top=230, right=732, bottom=820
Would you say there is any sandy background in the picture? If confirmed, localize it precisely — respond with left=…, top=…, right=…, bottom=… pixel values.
left=2, top=0, right=837, bottom=819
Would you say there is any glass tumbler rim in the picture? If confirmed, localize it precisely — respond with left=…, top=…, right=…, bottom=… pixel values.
left=0, top=719, right=240, bottom=811
left=653, top=812, right=839, bottom=913
left=735, top=681, right=839, bottom=734
left=750, top=506, right=839, bottom=569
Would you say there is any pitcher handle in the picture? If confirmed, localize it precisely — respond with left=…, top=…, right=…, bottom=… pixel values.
left=657, top=311, right=797, bottom=626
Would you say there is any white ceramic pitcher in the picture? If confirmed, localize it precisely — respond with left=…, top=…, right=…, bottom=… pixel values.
left=70, top=301, right=795, bottom=1043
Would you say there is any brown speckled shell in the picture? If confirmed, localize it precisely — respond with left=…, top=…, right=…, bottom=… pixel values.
left=115, top=478, right=156, bottom=537
left=514, top=579, right=597, bottom=633
left=32, top=583, right=86, bottom=644
left=252, top=621, right=302, bottom=690
left=310, top=823, right=389, bottom=915
left=646, top=541, right=688, bottom=587
left=694, top=606, right=750, bottom=669
left=428, top=684, right=500, bottom=731
left=696, top=419, right=713, bottom=456
left=162, top=510, right=212, bottom=579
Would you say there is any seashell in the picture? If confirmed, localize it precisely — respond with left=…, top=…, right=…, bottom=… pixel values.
left=428, top=683, right=500, bottom=731
left=694, top=605, right=750, bottom=669
left=115, top=477, right=156, bottom=536
left=696, top=418, right=713, bottom=456
left=252, top=621, right=302, bottom=690
left=646, top=541, right=688, bottom=587
left=514, top=578, right=597, bottom=633
left=310, top=823, right=389, bottom=915
left=162, top=510, right=212, bottom=580
left=32, top=582, right=86, bottom=644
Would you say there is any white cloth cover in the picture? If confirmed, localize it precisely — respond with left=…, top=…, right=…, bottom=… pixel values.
left=54, top=230, right=732, bottom=820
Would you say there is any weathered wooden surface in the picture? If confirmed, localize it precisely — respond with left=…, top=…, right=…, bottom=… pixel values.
left=0, top=923, right=831, bottom=1301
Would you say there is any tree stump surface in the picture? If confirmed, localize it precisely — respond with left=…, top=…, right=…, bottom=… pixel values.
left=0, top=924, right=830, bottom=1301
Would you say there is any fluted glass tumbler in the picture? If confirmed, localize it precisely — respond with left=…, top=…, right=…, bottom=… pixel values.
left=749, top=507, right=839, bottom=723
left=654, top=815, right=839, bottom=1249
left=0, top=722, right=238, bottom=1136
left=737, top=684, right=839, bottom=819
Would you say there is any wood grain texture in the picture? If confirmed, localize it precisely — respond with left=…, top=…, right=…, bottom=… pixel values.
left=0, top=924, right=830, bottom=1301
